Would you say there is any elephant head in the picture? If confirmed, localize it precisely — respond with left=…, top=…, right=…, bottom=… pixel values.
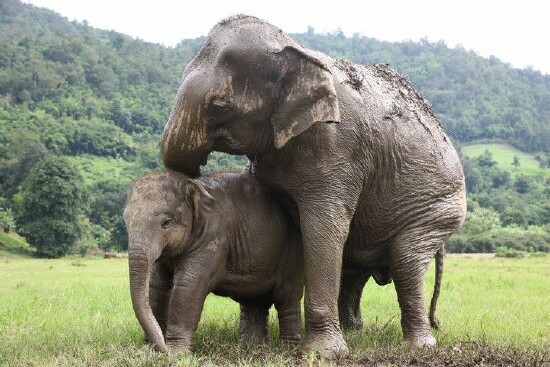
left=161, top=15, right=340, bottom=176
left=123, top=170, right=214, bottom=351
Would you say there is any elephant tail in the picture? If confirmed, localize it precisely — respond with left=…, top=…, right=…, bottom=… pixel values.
left=429, top=245, right=445, bottom=329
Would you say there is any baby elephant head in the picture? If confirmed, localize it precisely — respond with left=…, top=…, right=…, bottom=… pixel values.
left=123, top=169, right=214, bottom=351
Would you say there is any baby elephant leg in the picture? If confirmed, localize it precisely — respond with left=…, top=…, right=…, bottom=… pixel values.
left=339, top=266, right=371, bottom=331
left=239, top=300, right=270, bottom=343
left=274, top=298, right=302, bottom=343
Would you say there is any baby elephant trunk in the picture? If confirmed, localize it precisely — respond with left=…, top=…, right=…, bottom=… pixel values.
left=128, top=244, right=166, bottom=352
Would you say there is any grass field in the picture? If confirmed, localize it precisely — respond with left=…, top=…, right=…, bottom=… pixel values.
left=1, top=255, right=549, bottom=366
left=461, top=143, right=549, bottom=177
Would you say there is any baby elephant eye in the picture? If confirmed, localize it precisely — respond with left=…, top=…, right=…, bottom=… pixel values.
left=161, top=217, right=174, bottom=229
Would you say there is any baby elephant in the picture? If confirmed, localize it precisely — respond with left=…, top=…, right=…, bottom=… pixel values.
left=123, top=169, right=303, bottom=354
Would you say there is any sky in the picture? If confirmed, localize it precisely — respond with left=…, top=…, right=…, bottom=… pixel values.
left=24, top=0, right=550, bottom=75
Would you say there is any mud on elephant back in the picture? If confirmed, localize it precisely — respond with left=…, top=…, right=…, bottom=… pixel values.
left=161, top=14, right=467, bottom=359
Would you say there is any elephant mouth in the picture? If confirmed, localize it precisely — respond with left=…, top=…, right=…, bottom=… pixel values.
left=200, top=153, right=209, bottom=166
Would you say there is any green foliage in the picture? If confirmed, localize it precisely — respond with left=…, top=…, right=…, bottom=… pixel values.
left=0, top=129, right=49, bottom=199
left=293, top=33, right=550, bottom=153
left=495, top=247, right=525, bottom=258
left=14, top=155, right=85, bottom=257
left=1, top=0, right=549, bottom=255
left=88, top=180, right=131, bottom=250
left=0, top=230, right=33, bottom=258
left=202, top=152, right=249, bottom=173
left=64, top=155, right=149, bottom=251
left=0, top=196, right=15, bottom=230
left=450, top=148, right=550, bottom=253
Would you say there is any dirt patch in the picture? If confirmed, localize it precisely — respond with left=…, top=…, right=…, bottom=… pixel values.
left=193, top=343, right=549, bottom=367
left=336, top=59, right=364, bottom=91
left=347, top=344, right=549, bottom=367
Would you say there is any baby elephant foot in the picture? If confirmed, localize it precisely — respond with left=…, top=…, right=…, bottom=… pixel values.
left=166, top=339, right=192, bottom=355
left=407, top=332, right=437, bottom=348
left=280, top=332, right=302, bottom=345
left=340, top=316, right=363, bottom=331
left=239, top=332, right=268, bottom=344
left=299, top=333, right=349, bottom=360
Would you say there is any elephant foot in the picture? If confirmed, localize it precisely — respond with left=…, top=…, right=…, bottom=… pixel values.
left=166, top=339, right=192, bottom=355
left=299, top=333, right=349, bottom=360
left=280, top=332, right=302, bottom=344
left=407, top=332, right=437, bottom=348
left=239, top=333, right=268, bottom=344
left=340, top=316, right=363, bottom=331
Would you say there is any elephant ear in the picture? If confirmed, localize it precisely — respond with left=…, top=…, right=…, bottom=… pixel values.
left=271, top=46, right=340, bottom=148
left=183, top=179, right=215, bottom=230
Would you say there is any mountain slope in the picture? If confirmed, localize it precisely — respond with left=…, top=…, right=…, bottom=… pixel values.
left=0, top=0, right=548, bottom=254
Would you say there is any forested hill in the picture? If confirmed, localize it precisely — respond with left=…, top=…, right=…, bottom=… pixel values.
left=0, top=0, right=204, bottom=159
left=1, top=0, right=549, bottom=256
left=2, top=0, right=550, bottom=156
left=294, top=31, right=550, bottom=153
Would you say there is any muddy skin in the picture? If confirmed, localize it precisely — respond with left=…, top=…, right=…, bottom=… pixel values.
left=161, top=15, right=466, bottom=359
left=124, top=169, right=303, bottom=354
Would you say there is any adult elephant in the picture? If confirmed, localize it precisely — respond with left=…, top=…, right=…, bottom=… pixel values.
left=161, top=15, right=466, bottom=359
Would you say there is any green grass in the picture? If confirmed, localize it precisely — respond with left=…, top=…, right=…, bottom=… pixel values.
left=1, top=255, right=548, bottom=366
left=461, top=143, right=549, bottom=177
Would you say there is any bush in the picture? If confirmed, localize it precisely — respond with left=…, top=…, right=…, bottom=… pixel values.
left=15, top=155, right=86, bottom=258
left=495, top=246, right=525, bottom=258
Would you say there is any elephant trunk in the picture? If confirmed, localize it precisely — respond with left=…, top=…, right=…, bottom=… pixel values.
left=161, top=106, right=211, bottom=177
left=161, top=143, right=208, bottom=177
left=128, top=245, right=166, bottom=352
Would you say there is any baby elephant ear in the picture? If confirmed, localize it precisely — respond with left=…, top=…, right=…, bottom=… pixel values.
left=272, top=46, right=340, bottom=148
left=184, top=179, right=215, bottom=225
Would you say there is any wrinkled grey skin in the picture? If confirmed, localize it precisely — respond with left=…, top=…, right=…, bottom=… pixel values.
left=339, top=247, right=445, bottom=331
left=124, top=169, right=303, bottom=354
left=161, top=15, right=466, bottom=358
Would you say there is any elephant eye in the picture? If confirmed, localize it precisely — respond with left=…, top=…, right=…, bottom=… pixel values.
left=209, top=98, right=232, bottom=115
left=161, top=217, right=174, bottom=229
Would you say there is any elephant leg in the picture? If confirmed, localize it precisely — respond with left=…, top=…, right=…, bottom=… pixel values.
left=165, top=265, right=211, bottom=353
left=339, top=266, right=370, bottom=331
left=390, top=235, right=438, bottom=347
left=273, top=292, right=302, bottom=343
left=299, top=205, right=352, bottom=359
left=239, top=300, right=270, bottom=343
left=146, top=263, right=171, bottom=344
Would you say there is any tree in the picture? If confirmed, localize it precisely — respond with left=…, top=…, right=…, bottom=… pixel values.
left=0, top=196, right=14, bottom=232
left=512, top=155, right=521, bottom=168
left=88, top=179, right=130, bottom=250
left=514, top=175, right=530, bottom=194
left=0, top=129, right=48, bottom=199
left=15, top=155, right=86, bottom=257
left=477, top=150, right=497, bottom=167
